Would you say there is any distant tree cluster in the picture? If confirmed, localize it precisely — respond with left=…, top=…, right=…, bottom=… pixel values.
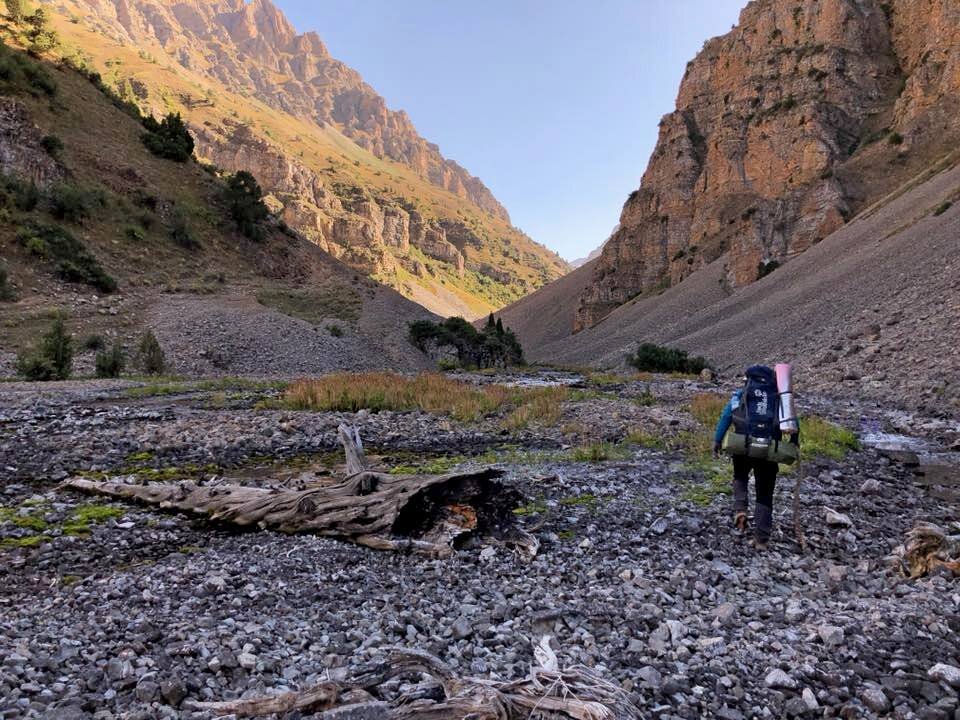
left=409, top=315, right=524, bottom=369
left=626, top=342, right=708, bottom=375
left=142, top=113, right=195, bottom=162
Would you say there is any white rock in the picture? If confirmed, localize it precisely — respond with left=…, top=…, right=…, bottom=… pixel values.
left=802, top=687, right=819, bottom=710
left=824, top=507, right=853, bottom=527
left=818, top=625, right=845, bottom=647
left=764, top=668, right=798, bottom=689
left=928, top=663, right=960, bottom=688
left=238, top=652, right=257, bottom=670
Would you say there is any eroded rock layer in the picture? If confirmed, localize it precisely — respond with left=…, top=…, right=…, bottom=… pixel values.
left=575, top=0, right=960, bottom=331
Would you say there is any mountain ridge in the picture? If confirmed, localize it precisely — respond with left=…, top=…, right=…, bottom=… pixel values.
left=42, top=0, right=569, bottom=317
left=574, top=0, right=960, bottom=331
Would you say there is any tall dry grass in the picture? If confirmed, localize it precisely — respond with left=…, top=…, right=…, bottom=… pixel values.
left=283, top=373, right=569, bottom=426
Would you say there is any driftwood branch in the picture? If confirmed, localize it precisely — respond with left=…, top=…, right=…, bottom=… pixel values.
left=190, top=642, right=643, bottom=719
left=63, top=424, right=536, bottom=557
left=892, top=522, right=960, bottom=578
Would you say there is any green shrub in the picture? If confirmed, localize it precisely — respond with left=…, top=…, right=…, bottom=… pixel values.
left=95, top=343, right=125, bottom=378
left=626, top=342, right=708, bottom=374
left=0, top=40, right=56, bottom=96
left=47, top=184, right=105, bottom=223
left=409, top=314, right=524, bottom=368
left=142, top=113, right=194, bottom=162
left=24, top=8, right=58, bottom=56
left=82, top=334, right=105, bottom=351
left=16, top=223, right=117, bottom=293
left=326, top=324, right=344, bottom=337
left=225, top=171, right=269, bottom=241
left=40, top=134, right=63, bottom=160
left=0, top=265, right=14, bottom=301
left=888, top=132, right=903, bottom=145
left=12, top=179, right=39, bottom=211
left=170, top=209, right=199, bottom=249
left=16, top=312, right=72, bottom=381
left=135, top=330, right=165, bottom=375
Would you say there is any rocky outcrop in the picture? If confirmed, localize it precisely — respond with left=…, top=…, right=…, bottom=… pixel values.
left=575, top=0, right=960, bottom=331
left=0, top=98, right=64, bottom=188
left=68, top=0, right=509, bottom=221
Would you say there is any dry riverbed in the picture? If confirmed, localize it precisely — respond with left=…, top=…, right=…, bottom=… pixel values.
left=0, top=371, right=958, bottom=719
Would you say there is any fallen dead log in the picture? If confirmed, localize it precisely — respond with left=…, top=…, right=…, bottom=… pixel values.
left=190, top=642, right=643, bottom=719
left=892, top=522, right=960, bottom=578
left=63, top=424, right=538, bottom=558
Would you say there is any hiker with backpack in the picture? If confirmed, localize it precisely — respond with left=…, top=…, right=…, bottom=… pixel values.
left=712, top=364, right=800, bottom=550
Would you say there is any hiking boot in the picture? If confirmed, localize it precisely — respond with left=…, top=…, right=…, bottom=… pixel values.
left=734, top=512, right=748, bottom=532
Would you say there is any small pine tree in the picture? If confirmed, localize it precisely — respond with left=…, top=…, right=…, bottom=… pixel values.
left=486, top=313, right=495, bottom=330
left=16, top=312, right=73, bottom=381
left=495, top=317, right=504, bottom=335
left=225, top=171, right=269, bottom=240
left=95, top=343, right=126, bottom=378
left=135, top=330, right=165, bottom=375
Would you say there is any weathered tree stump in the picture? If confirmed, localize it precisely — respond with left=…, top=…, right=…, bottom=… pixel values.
left=64, top=424, right=538, bottom=558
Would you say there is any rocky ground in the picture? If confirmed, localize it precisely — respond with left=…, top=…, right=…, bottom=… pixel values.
left=1, top=372, right=959, bottom=719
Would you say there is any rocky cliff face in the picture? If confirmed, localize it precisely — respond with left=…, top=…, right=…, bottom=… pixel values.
left=44, top=0, right=568, bottom=315
left=71, top=0, right=509, bottom=221
left=575, top=0, right=960, bottom=331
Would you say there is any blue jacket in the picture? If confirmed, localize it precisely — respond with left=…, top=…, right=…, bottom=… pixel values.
left=713, top=389, right=742, bottom=445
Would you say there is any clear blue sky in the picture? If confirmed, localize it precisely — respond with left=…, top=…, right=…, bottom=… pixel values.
left=276, top=0, right=746, bottom=262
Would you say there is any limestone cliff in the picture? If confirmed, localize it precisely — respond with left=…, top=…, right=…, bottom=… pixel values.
left=575, top=0, right=960, bottom=331
left=40, top=0, right=569, bottom=316
left=69, top=0, right=508, bottom=220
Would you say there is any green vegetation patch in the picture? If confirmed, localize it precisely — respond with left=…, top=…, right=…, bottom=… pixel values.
left=388, top=455, right=465, bottom=475
left=799, top=416, right=859, bottom=460
left=17, top=222, right=116, bottom=293
left=257, top=287, right=362, bottom=324
left=680, top=460, right=733, bottom=506
left=0, top=39, right=57, bottom=97
left=627, top=343, right=708, bottom=375
left=568, top=442, right=631, bottom=463
left=61, top=504, right=124, bottom=536
left=409, top=315, right=524, bottom=369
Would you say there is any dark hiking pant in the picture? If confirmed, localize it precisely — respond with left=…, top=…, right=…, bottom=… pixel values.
left=732, top=456, right=778, bottom=543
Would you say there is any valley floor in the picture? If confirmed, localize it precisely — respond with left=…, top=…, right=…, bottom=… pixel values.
left=0, top=372, right=958, bottom=719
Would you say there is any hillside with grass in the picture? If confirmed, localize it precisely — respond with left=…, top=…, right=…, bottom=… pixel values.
left=31, top=0, right=568, bottom=317
left=0, top=31, right=437, bottom=377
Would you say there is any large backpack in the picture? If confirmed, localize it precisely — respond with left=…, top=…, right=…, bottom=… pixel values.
left=723, top=365, right=798, bottom=463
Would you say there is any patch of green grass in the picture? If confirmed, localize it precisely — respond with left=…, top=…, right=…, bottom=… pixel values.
left=256, top=287, right=362, bottom=324
left=61, top=504, right=124, bottom=536
left=178, top=545, right=204, bottom=554
left=801, top=416, right=859, bottom=460
left=125, top=450, right=154, bottom=463
left=61, top=574, right=81, bottom=586
left=124, top=377, right=287, bottom=398
left=512, top=498, right=548, bottom=516
left=388, top=455, right=465, bottom=475
left=933, top=201, right=952, bottom=217
left=1, top=535, right=50, bottom=549
left=12, top=515, right=48, bottom=532
left=558, top=493, right=603, bottom=510
left=624, top=429, right=670, bottom=449
left=634, top=387, right=656, bottom=406
left=680, top=460, right=732, bottom=506
left=557, top=529, right=577, bottom=541
left=569, top=442, right=630, bottom=462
